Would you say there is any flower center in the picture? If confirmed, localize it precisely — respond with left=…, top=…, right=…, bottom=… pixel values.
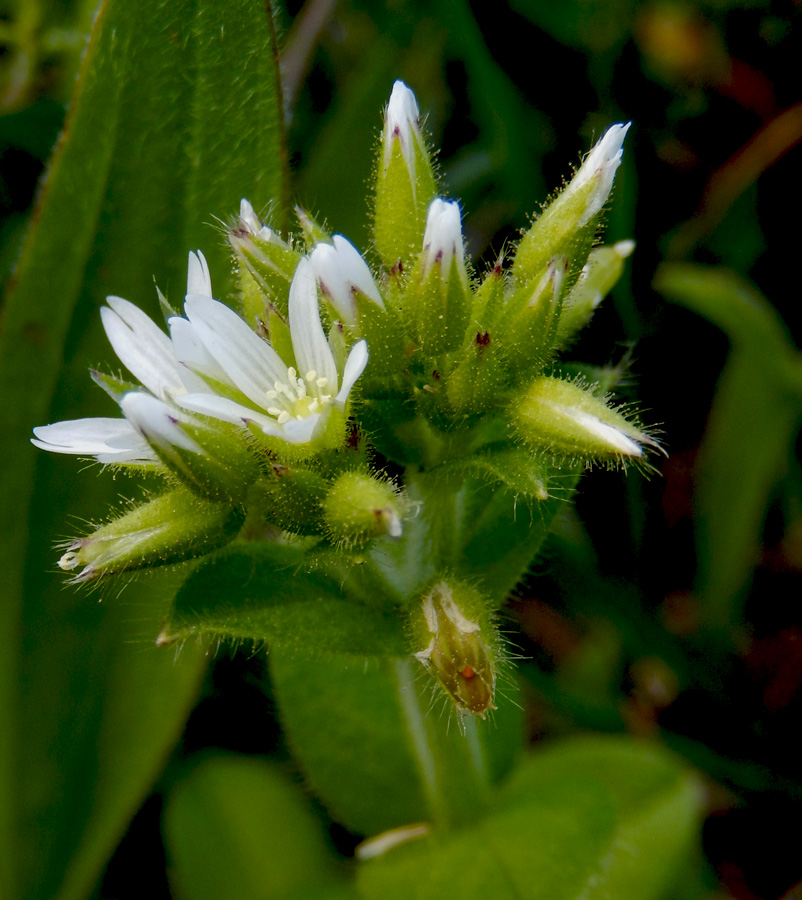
left=265, top=367, right=334, bottom=424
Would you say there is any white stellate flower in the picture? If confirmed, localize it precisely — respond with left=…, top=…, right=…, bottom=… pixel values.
left=568, top=123, right=631, bottom=226
left=175, top=259, right=368, bottom=444
left=421, top=198, right=468, bottom=289
left=32, top=250, right=369, bottom=463
left=309, top=235, right=384, bottom=328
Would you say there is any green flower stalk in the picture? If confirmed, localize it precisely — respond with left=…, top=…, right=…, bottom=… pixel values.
left=32, top=80, right=657, bottom=720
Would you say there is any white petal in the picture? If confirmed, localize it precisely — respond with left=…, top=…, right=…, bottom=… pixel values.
left=421, top=199, right=467, bottom=288
left=239, top=198, right=261, bottom=234
left=288, top=259, right=338, bottom=387
left=186, top=250, right=213, bottom=298
left=102, top=297, right=185, bottom=399
left=31, top=417, right=156, bottom=463
left=384, top=80, right=421, bottom=177
left=335, top=340, right=369, bottom=407
left=570, top=123, right=630, bottom=226
left=281, top=415, right=322, bottom=444
left=560, top=407, right=643, bottom=456
left=120, top=392, right=202, bottom=453
left=169, top=316, right=234, bottom=391
left=311, top=236, right=384, bottom=328
left=184, top=296, right=286, bottom=409
left=176, top=392, right=283, bottom=437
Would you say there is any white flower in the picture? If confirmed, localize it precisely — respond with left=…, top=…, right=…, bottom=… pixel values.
left=421, top=198, right=468, bottom=289
left=175, top=259, right=368, bottom=444
left=309, top=235, right=384, bottom=328
left=32, top=251, right=369, bottom=462
left=568, top=123, right=631, bottom=226
left=383, top=80, right=423, bottom=181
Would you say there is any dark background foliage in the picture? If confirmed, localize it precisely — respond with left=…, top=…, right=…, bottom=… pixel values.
left=3, top=1, right=802, bottom=897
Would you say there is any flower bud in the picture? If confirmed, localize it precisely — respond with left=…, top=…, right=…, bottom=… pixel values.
left=309, top=235, right=384, bottom=329
left=513, top=375, right=656, bottom=461
left=57, top=489, right=243, bottom=582
left=408, top=199, right=471, bottom=355
left=512, top=123, right=630, bottom=290
left=228, top=198, right=301, bottom=320
left=556, top=240, right=635, bottom=347
left=374, top=81, right=437, bottom=270
left=496, top=255, right=568, bottom=370
left=411, top=581, right=497, bottom=717
left=120, top=392, right=259, bottom=502
left=323, top=471, right=403, bottom=545
left=250, top=464, right=329, bottom=536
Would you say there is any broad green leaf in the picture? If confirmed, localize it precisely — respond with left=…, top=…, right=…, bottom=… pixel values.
left=271, top=651, right=524, bottom=836
left=356, top=736, right=703, bottom=900
left=0, top=1, right=286, bottom=898
left=162, top=542, right=408, bottom=658
left=655, top=264, right=802, bottom=627
left=164, top=756, right=343, bottom=900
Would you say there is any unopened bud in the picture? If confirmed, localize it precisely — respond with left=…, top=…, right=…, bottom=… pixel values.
left=374, top=81, right=437, bottom=269
left=556, top=240, right=635, bottom=347
left=309, top=235, right=384, bottom=329
left=513, top=375, right=656, bottom=461
left=408, top=199, right=471, bottom=354
left=411, top=581, right=496, bottom=717
left=229, top=198, right=301, bottom=319
left=513, top=123, right=630, bottom=290
left=58, top=489, right=242, bottom=581
left=497, top=255, right=568, bottom=368
left=323, top=471, right=403, bottom=545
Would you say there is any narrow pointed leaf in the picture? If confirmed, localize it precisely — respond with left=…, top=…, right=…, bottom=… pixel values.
left=0, top=1, right=286, bottom=898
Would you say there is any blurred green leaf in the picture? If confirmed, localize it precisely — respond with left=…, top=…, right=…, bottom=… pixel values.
left=357, top=736, right=703, bottom=900
left=271, top=652, right=524, bottom=836
left=655, top=264, right=802, bottom=628
left=0, top=1, right=286, bottom=897
left=162, top=543, right=408, bottom=658
left=164, top=755, right=344, bottom=900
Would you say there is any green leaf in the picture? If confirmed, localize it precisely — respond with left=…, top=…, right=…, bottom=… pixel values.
left=0, top=1, right=286, bottom=898
left=356, top=736, right=703, bottom=900
left=162, top=542, right=409, bottom=657
left=164, top=756, right=343, bottom=900
left=654, top=264, right=802, bottom=627
left=271, top=652, right=524, bottom=836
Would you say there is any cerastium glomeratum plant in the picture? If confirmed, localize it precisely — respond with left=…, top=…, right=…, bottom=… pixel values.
left=33, top=81, right=658, bottom=723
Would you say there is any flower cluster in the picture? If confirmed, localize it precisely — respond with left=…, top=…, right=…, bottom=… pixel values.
left=33, top=80, right=657, bottom=715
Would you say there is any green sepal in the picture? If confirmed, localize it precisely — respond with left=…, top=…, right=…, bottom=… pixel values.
left=407, top=256, right=471, bottom=357
left=158, top=542, right=409, bottom=657
left=556, top=240, right=634, bottom=348
left=58, top=488, right=243, bottom=582
left=323, top=470, right=404, bottom=546
left=296, top=206, right=331, bottom=249
left=495, top=255, right=567, bottom=372
left=267, top=308, right=295, bottom=368
left=90, top=369, right=139, bottom=404
left=445, top=330, right=507, bottom=416
left=513, top=375, right=653, bottom=462
left=229, top=227, right=300, bottom=321
left=355, top=292, right=407, bottom=378
left=438, top=447, right=551, bottom=502
left=470, top=260, right=507, bottom=330
left=146, top=420, right=260, bottom=503
left=249, top=466, right=329, bottom=536
left=374, top=129, right=437, bottom=272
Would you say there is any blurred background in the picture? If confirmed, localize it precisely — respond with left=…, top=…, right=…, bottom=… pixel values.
left=3, top=0, right=802, bottom=897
